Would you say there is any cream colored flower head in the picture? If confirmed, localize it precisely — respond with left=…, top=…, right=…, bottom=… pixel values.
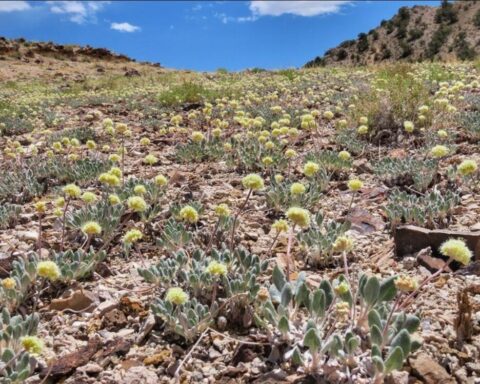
left=179, top=205, right=199, bottom=224
left=206, top=260, right=228, bottom=276
left=37, top=261, right=61, bottom=281
left=439, top=239, right=472, bottom=265
left=242, top=174, right=264, bottom=191
left=286, top=207, right=310, bottom=228
left=303, top=161, right=320, bottom=178
left=165, top=287, right=188, bottom=305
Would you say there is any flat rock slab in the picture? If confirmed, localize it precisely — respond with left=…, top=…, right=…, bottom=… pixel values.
left=409, top=353, right=456, bottom=384
left=394, top=225, right=480, bottom=261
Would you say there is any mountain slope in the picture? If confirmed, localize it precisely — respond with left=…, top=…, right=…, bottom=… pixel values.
left=0, top=37, right=162, bottom=81
left=305, top=0, right=480, bottom=67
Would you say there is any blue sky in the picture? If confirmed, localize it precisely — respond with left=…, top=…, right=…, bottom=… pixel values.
left=0, top=1, right=440, bottom=71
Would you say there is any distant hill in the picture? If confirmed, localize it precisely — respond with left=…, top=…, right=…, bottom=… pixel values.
left=305, top=0, right=480, bottom=67
left=0, top=37, right=162, bottom=81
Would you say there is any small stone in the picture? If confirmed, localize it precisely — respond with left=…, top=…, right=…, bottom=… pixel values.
left=17, top=230, right=39, bottom=242
left=80, top=363, right=103, bottom=374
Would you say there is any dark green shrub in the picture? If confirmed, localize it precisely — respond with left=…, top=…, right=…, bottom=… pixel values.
left=427, top=25, right=451, bottom=58
left=435, top=0, right=458, bottom=24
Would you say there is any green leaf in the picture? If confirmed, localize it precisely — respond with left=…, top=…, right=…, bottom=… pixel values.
left=411, top=339, right=422, bottom=353
left=2, top=348, right=14, bottom=363
left=303, top=328, right=321, bottom=353
left=319, top=280, right=334, bottom=308
left=372, top=355, right=385, bottom=373
left=379, top=276, right=397, bottom=302
left=280, top=284, right=293, bottom=307
left=295, top=282, right=310, bottom=308
left=272, top=265, right=286, bottom=291
left=17, top=368, right=31, bottom=381
left=384, top=346, right=404, bottom=373
left=371, top=344, right=382, bottom=358
left=291, top=347, right=303, bottom=366
left=278, top=316, right=289, bottom=335
left=311, top=289, right=325, bottom=318
left=391, top=329, right=411, bottom=357
left=346, top=334, right=360, bottom=355
left=368, top=309, right=382, bottom=330
left=370, top=324, right=383, bottom=346
left=363, top=276, right=380, bottom=306
left=404, top=314, right=420, bottom=333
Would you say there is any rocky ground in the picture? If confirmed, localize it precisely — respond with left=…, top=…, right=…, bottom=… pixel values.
left=0, top=58, right=479, bottom=384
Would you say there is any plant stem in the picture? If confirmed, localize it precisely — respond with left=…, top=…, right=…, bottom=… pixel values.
left=342, top=250, right=349, bottom=280
left=229, top=188, right=252, bottom=251
left=285, top=224, right=296, bottom=282
left=399, top=257, right=453, bottom=310
left=60, top=198, right=71, bottom=252
left=267, top=231, right=280, bottom=257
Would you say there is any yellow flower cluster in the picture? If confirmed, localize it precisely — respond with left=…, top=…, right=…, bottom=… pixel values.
left=338, top=151, right=351, bottom=161
left=347, top=179, right=363, bottom=191
left=21, top=336, right=43, bottom=355
left=394, top=275, right=418, bottom=292
left=333, top=236, right=354, bottom=253
left=206, top=260, right=228, bottom=276
left=286, top=207, right=310, bottom=228
left=214, top=203, right=231, bottom=218
left=154, top=174, right=168, bottom=187
left=179, top=205, right=199, bottom=224
left=457, top=159, right=477, bottom=176
left=81, top=192, right=97, bottom=204
left=37, top=261, right=61, bottom=281
left=165, top=287, right=188, bottom=305
left=290, top=182, right=306, bottom=196
left=82, top=221, right=102, bottom=235
left=272, top=219, right=289, bottom=233
left=1, top=277, right=16, bottom=290
left=123, top=229, right=143, bottom=244
left=242, top=174, right=264, bottom=191
left=63, top=184, right=81, bottom=198
left=430, top=145, right=449, bottom=158
left=439, top=239, right=472, bottom=265
left=127, top=196, right=148, bottom=212
left=303, top=161, right=319, bottom=177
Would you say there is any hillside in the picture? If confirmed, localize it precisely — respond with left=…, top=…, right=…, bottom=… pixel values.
left=305, top=0, right=480, bottom=67
left=0, top=37, right=163, bottom=81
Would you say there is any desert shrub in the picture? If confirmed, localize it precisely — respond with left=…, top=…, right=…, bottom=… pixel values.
left=350, top=64, right=429, bottom=142
left=435, top=0, right=458, bottom=24
left=357, top=33, right=369, bottom=53
left=427, top=25, right=451, bottom=58
left=158, top=82, right=226, bottom=106
left=304, top=56, right=325, bottom=68
left=474, top=9, right=480, bottom=28
left=399, top=41, right=413, bottom=58
left=277, top=69, right=297, bottom=81
left=336, top=49, right=348, bottom=61
left=454, top=32, right=476, bottom=61
left=408, top=28, right=424, bottom=42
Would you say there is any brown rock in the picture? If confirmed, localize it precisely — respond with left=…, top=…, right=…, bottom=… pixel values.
left=49, top=290, right=97, bottom=312
left=41, top=337, right=102, bottom=379
left=102, top=308, right=128, bottom=330
left=409, top=353, right=455, bottom=384
left=346, top=207, right=385, bottom=234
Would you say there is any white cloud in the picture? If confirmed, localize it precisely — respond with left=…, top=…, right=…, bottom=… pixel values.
left=111, top=22, right=140, bottom=33
left=0, top=1, right=31, bottom=12
left=249, top=1, right=351, bottom=17
left=46, top=1, right=109, bottom=24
